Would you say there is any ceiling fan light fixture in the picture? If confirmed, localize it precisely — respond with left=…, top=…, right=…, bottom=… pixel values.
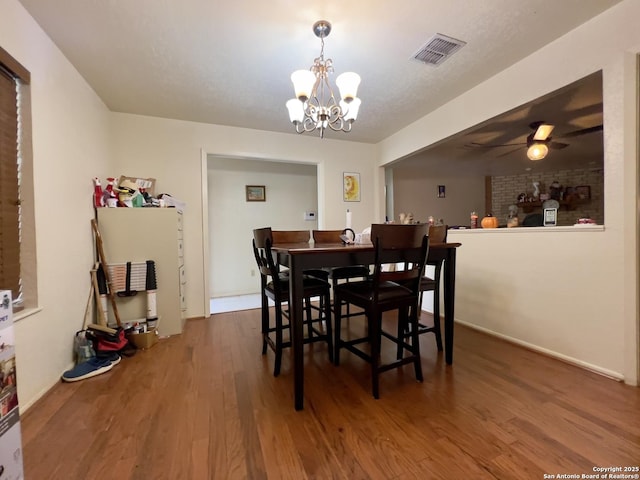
left=527, top=142, right=548, bottom=161
left=533, top=123, right=555, bottom=141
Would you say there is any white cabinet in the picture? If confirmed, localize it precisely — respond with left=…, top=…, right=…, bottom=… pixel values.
left=96, top=208, right=185, bottom=336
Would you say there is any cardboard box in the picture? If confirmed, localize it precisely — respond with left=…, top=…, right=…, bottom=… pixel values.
left=0, top=290, right=25, bottom=479
left=126, top=327, right=159, bottom=349
left=118, top=175, right=156, bottom=196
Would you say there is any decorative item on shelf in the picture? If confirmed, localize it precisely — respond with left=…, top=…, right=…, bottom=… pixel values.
left=399, top=212, right=414, bottom=224
left=481, top=214, right=499, bottom=229
left=470, top=211, right=478, bottom=229
left=549, top=180, right=562, bottom=200
left=543, top=208, right=558, bottom=227
left=532, top=181, right=540, bottom=199
left=507, top=205, right=519, bottom=228
left=564, top=186, right=576, bottom=202
left=576, top=217, right=596, bottom=225
left=542, top=199, right=560, bottom=211
left=285, top=20, right=361, bottom=138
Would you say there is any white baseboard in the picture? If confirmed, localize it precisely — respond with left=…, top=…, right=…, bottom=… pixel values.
left=455, top=319, right=625, bottom=382
left=19, top=360, right=75, bottom=414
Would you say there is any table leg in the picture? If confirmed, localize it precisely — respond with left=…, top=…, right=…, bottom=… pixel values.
left=443, top=248, right=457, bottom=365
left=289, top=256, right=305, bottom=410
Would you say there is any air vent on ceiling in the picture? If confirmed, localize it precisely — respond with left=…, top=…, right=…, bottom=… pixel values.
left=412, top=33, right=466, bottom=66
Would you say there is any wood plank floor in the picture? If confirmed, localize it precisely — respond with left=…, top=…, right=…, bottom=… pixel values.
left=21, top=309, right=640, bottom=479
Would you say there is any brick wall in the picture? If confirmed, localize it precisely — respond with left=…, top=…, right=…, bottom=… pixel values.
left=491, top=168, right=604, bottom=226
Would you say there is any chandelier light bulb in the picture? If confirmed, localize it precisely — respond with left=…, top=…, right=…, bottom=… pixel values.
left=286, top=98, right=304, bottom=123
left=340, top=97, right=361, bottom=122
left=291, top=70, right=317, bottom=102
left=336, top=72, right=361, bottom=102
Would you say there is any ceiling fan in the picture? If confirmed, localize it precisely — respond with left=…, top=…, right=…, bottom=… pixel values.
left=467, top=121, right=604, bottom=160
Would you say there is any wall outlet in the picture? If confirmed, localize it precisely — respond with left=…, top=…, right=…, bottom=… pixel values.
left=304, top=211, right=316, bottom=221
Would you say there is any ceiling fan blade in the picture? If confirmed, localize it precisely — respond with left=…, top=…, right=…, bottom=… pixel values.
left=557, top=124, right=603, bottom=138
left=496, top=146, right=525, bottom=158
left=466, top=141, right=526, bottom=148
left=549, top=141, right=569, bottom=150
left=533, top=123, right=555, bottom=141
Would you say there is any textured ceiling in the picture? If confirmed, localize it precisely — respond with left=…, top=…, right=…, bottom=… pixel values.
left=18, top=0, right=620, bottom=146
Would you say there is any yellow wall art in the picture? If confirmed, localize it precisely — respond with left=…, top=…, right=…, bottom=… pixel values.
left=343, top=172, right=360, bottom=202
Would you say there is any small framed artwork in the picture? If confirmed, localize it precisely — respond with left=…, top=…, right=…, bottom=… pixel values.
left=246, top=185, right=266, bottom=202
left=575, top=185, right=591, bottom=200
left=437, top=185, right=446, bottom=198
left=544, top=208, right=557, bottom=227
left=343, top=172, right=361, bottom=202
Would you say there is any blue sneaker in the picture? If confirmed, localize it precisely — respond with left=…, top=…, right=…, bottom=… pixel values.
left=61, top=356, right=114, bottom=382
left=98, top=352, right=121, bottom=366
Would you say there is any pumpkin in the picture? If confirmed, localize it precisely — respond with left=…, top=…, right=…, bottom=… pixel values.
left=481, top=214, right=499, bottom=228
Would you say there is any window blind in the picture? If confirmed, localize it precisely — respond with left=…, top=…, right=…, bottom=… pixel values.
left=0, top=57, right=22, bottom=300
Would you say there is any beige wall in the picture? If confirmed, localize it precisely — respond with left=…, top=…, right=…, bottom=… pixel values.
left=380, top=1, right=640, bottom=384
left=208, top=157, right=318, bottom=297
left=390, top=168, right=485, bottom=226
left=2, top=0, right=111, bottom=409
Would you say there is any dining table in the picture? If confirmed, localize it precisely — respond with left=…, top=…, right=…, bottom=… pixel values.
left=272, top=241, right=462, bottom=411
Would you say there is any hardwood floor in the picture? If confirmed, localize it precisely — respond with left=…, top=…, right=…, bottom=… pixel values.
left=21, top=309, right=640, bottom=479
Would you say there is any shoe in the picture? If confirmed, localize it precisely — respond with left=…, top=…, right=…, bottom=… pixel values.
left=61, top=356, right=114, bottom=382
left=99, top=352, right=121, bottom=366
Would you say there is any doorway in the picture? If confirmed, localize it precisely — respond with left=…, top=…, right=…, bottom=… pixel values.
left=206, top=156, right=318, bottom=312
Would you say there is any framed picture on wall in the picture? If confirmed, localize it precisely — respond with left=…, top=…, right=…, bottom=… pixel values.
left=437, top=185, right=446, bottom=198
left=575, top=185, right=591, bottom=200
left=246, top=185, right=266, bottom=202
left=343, top=172, right=361, bottom=202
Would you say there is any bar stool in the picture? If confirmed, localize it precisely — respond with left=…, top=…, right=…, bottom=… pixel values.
left=252, top=227, right=333, bottom=376
left=418, top=224, right=448, bottom=350
left=309, top=229, right=370, bottom=319
left=333, top=223, right=429, bottom=398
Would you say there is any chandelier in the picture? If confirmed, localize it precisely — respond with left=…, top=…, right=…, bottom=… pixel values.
left=286, top=21, right=361, bottom=138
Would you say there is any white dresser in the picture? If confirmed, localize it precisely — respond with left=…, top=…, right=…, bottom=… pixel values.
left=96, top=208, right=185, bottom=336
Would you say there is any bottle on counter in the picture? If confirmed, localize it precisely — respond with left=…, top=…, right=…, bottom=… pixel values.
left=93, top=177, right=104, bottom=208
left=470, top=211, right=478, bottom=229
